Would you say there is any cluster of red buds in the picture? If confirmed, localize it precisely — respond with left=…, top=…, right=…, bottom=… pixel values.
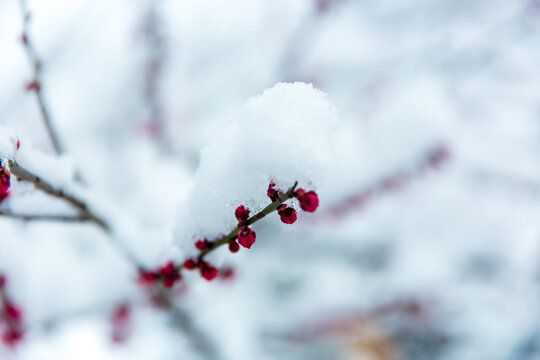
left=0, top=164, right=10, bottom=202
left=268, top=182, right=319, bottom=224
left=0, top=274, right=24, bottom=348
left=137, top=181, right=320, bottom=289
left=110, top=303, right=131, bottom=344
left=231, top=182, right=319, bottom=250
left=183, top=257, right=218, bottom=281
left=138, top=261, right=183, bottom=289
left=138, top=258, right=219, bottom=289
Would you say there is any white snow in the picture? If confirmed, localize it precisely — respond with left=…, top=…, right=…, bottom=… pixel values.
left=176, top=82, right=337, bottom=246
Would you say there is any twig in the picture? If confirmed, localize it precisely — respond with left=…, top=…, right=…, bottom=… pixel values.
left=7, top=160, right=144, bottom=269
left=17, top=0, right=64, bottom=155
left=154, top=287, right=221, bottom=360
left=322, top=145, right=450, bottom=220
left=10, top=3, right=218, bottom=354
left=0, top=210, right=90, bottom=223
left=30, top=299, right=136, bottom=331
left=8, top=160, right=107, bottom=231
left=6, top=160, right=217, bottom=358
left=194, top=182, right=298, bottom=263
left=139, top=0, right=170, bottom=151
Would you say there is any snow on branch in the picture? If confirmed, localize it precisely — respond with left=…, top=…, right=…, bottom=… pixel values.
left=137, top=82, right=338, bottom=287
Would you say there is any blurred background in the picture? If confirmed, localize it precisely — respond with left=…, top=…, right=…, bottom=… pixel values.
left=1, top=0, right=540, bottom=359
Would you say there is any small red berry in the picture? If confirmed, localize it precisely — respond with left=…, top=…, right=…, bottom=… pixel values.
left=112, top=303, right=130, bottom=324
left=111, top=303, right=131, bottom=344
left=235, top=205, right=250, bottom=223
left=200, top=262, right=218, bottom=281
left=183, top=258, right=198, bottom=270
left=137, top=270, right=158, bottom=286
left=237, top=226, right=256, bottom=249
left=295, top=188, right=305, bottom=198
left=219, top=267, right=235, bottom=281
left=24, top=80, right=40, bottom=92
left=0, top=167, right=10, bottom=202
left=267, top=182, right=281, bottom=201
left=228, top=239, right=240, bottom=253
left=0, top=274, right=6, bottom=289
left=427, top=145, right=450, bottom=168
left=158, top=262, right=181, bottom=288
left=1, top=328, right=23, bottom=347
left=278, top=205, right=297, bottom=224
left=299, top=191, right=319, bottom=212
left=3, top=302, right=22, bottom=322
left=195, top=239, right=208, bottom=251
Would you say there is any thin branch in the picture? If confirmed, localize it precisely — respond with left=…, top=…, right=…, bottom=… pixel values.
left=154, top=287, right=221, bottom=360
left=6, top=159, right=218, bottom=358
left=195, top=182, right=298, bottom=263
left=17, top=0, right=64, bottom=155
left=29, top=297, right=148, bottom=332
left=8, top=160, right=107, bottom=230
left=139, top=1, right=170, bottom=151
left=7, top=160, right=144, bottom=269
left=322, top=145, right=450, bottom=220
left=0, top=210, right=89, bottom=223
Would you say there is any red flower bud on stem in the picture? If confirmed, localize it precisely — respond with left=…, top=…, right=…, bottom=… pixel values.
left=237, top=226, right=256, bottom=249
left=296, top=190, right=319, bottom=212
left=278, top=204, right=297, bottom=224
left=235, top=205, right=250, bottom=223
left=0, top=166, right=10, bottom=202
left=1, top=329, right=23, bottom=347
left=183, top=258, right=198, bottom=270
left=267, top=182, right=282, bottom=201
left=158, top=262, right=181, bottom=288
left=228, top=239, right=240, bottom=253
left=200, top=262, right=218, bottom=281
left=3, top=302, right=22, bottom=322
left=219, top=267, right=235, bottom=281
left=24, top=80, right=40, bottom=92
left=195, top=239, right=209, bottom=251
left=0, top=274, right=6, bottom=289
left=111, top=303, right=131, bottom=344
left=137, top=269, right=158, bottom=286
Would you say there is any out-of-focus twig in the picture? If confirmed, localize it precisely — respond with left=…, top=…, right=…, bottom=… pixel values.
left=17, top=0, right=64, bottom=155
left=7, top=159, right=217, bottom=357
left=322, top=144, right=450, bottom=220
left=138, top=0, right=170, bottom=151
left=7, top=160, right=145, bottom=270
left=0, top=210, right=90, bottom=223
left=7, top=160, right=108, bottom=231
left=194, top=182, right=298, bottom=263
left=154, top=287, right=221, bottom=360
